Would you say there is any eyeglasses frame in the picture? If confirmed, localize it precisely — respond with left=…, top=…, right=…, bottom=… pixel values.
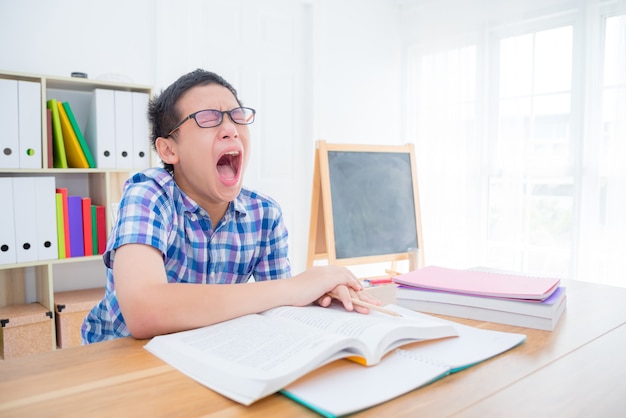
left=166, top=106, right=256, bottom=137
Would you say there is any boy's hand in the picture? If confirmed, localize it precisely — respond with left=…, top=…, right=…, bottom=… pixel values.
left=288, top=265, right=381, bottom=313
left=319, top=284, right=382, bottom=314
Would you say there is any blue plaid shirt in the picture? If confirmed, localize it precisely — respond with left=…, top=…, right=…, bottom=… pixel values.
left=81, top=168, right=291, bottom=343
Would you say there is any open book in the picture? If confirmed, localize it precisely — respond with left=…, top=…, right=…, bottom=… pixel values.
left=282, top=306, right=527, bottom=417
left=144, top=303, right=457, bottom=405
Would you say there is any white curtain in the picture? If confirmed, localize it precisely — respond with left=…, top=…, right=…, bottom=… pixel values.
left=404, top=0, right=626, bottom=287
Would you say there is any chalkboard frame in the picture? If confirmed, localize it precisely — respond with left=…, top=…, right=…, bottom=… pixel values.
left=307, top=140, right=424, bottom=268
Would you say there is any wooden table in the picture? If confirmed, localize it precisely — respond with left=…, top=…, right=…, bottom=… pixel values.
left=1, top=280, right=625, bottom=417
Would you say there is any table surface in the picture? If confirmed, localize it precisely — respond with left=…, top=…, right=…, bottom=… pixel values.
left=1, top=279, right=625, bottom=418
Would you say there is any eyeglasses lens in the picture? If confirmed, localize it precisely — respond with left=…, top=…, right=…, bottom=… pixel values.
left=193, top=107, right=256, bottom=128
left=195, top=110, right=222, bottom=128
left=230, top=107, right=254, bottom=124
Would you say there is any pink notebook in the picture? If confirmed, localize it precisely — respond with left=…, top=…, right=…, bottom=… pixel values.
left=393, top=266, right=560, bottom=301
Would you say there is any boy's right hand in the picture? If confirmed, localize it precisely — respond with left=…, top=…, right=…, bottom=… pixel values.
left=288, top=265, right=381, bottom=313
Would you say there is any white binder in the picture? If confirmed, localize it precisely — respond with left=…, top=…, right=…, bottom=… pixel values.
left=12, top=177, right=39, bottom=263
left=114, top=90, right=134, bottom=169
left=86, top=88, right=116, bottom=168
left=0, top=177, right=17, bottom=264
left=132, top=92, right=151, bottom=169
left=0, top=79, right=19, bottom=168
left=18, top=80, right=42, bottom=168
left=34, top=176, right=59, bottom=261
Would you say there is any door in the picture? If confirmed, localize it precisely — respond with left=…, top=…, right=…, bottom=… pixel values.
left=156, top=0, right=312, bottom=272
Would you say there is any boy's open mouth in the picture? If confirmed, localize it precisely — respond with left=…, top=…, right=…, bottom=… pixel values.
left=217, top=151, right=241, bottom=181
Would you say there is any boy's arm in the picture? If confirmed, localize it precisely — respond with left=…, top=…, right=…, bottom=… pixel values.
left=114, top=243, right=376, bottom=339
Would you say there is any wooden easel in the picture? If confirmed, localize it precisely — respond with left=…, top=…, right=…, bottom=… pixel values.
left=306, top=140, right=424, bottom=272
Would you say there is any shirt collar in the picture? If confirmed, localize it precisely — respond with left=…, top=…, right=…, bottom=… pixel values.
left=179, top=186, right=247, bottom=220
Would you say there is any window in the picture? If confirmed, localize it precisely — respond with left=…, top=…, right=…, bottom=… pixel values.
left=408, top=44, right=481, bottom=268
left=407, top=2, right=626, bottom=287
left=489, top=26, right=575, bottom=277
left=578, top=12, right=626, bottom=285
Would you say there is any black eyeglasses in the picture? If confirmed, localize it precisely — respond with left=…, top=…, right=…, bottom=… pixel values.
left=166, top=107, right=256, bottom=137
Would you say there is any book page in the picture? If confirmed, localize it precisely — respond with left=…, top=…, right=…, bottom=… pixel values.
left=145, top=313, right=358, bottom=405
left=148, top=313, right=360, bottom=376
left=283, top=349, right=450, bottom=417
left=262, top=304, right=457, bottom=364
left=390, top=307, right=526, bottom=371
left=144, top=305, right=456, bottom=405
left=282, top=306, right=526, bottom=416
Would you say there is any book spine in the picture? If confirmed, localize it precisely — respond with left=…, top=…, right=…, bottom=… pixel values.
left=55, top=192, right=66, bottom=259
left=63, top=101, right=96, bottom=168
left=55, top=188, right=71, bottom=257
left=91, top=205, right=98, bottom=256
left=81, top=197, right=93, bottom=256
left=57, top=101, right=89, bottom=169
left=46, top=109, right=53, bottom=169
left=47, top=99, right=68, bottom=168
left=67, top=196, right=84, bottom=257
left=96, top=205, right=106, bottom=255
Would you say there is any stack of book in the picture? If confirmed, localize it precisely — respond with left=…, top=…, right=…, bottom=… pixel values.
left=47, top=99, right=96, bottom=169
left=393, top=266, right=566, bottom=331
left=55, top=187, right=106, bottom=258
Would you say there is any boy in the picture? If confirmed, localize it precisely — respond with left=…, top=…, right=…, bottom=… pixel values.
left=82, top=69, right=379, bottom=343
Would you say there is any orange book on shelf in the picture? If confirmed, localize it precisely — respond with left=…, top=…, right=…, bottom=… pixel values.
left=57, top=101, right=89, bottom=168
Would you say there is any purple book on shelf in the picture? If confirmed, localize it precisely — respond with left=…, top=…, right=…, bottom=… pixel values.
left=67, top=195, right=85, bottom=257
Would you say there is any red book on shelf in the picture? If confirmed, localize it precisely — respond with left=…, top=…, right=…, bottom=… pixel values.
left=96, top=205, right=106, bottom=255
left=81, top=197, right=93, bottom=256
left=55, top=188, right=71, bottom=257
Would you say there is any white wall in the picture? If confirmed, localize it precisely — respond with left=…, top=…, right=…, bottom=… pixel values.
left=311, top=0, right=404, bottom=145
left=0, top=0, right=157, bottom=86
left=399, top=0, right=594, bottom=46
left=0, top=0, right=403, bottom=274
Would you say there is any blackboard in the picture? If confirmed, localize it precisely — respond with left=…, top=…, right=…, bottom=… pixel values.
left=307, top=141, right=424, bottom=267
left=328, top=150, right=418, bottom=259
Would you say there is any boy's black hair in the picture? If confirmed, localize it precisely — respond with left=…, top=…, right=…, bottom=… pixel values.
left=148, top=69, right=242, bottom=173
